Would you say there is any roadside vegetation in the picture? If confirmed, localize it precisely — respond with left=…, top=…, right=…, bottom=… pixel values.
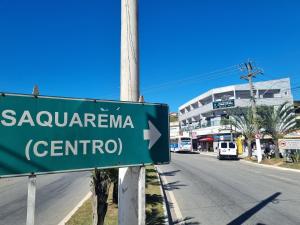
left=222, top=102, right=297, bottom=160
left=259, top=102, right=297, bottom=158
left=66, top=166, right=165, bottom=225
left=222, top=107, right=255, bottom=157
left=66, top=180, right=117, bottom=225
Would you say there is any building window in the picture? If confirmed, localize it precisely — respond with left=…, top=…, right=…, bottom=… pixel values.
left=236, top=90, right=251, bottom=99
left=258, top=89, right=280, bottom=98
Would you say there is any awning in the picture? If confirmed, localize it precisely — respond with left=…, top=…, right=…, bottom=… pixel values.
left=199, top=137, right=214, bottom=142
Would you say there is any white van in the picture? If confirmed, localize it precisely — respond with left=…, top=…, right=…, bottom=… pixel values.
left=217, top=141, right=238, bottom=160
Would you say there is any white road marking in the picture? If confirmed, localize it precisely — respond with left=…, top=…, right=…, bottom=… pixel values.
left=157, top=167, right=183, bottom=223
left=57, top=191, right=92, bottom=225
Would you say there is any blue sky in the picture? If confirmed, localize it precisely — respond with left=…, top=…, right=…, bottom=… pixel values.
left=0, top=0, right=300, bottom=111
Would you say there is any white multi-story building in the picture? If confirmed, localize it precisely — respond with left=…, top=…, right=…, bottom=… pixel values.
left=169, top=112, right=180, bottom=138
left=178, top=78, right=294, bottom=151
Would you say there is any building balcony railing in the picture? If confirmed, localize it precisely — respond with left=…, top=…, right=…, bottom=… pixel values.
left=179, top=103, right=213, bottom=121
left=180, top=120, right=222, bottom=132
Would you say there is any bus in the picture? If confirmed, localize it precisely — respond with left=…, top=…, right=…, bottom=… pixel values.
left=170, top=136, right=193, bottom=153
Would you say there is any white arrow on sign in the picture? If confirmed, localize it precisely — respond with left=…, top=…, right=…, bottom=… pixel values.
left=143, top=120, right=161, bottom=149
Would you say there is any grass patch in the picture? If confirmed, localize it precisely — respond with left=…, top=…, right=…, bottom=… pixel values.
left=66, top=166, right=165, bottom=225
left=66, top=183, right=117, bottom=225
left=103, top=185, right=118, bottom=225
left=146, top=166, right=166, bottom=225
left=65, top=197, right=93, bottom=225
left=280, top=162, right=300, bottom=170
left=261, top=158, right=284, bottom=166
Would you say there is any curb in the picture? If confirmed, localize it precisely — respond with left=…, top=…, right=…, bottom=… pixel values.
left=156, top=166, right=184, bottom=225
left=241, top=159, right=300, bottom=173
left=57, top=191, right=92, bottom=225
left=155, top=166, right=171, bottom=225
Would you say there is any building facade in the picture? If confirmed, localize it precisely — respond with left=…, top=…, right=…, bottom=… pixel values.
left=178, top=78, right=294, bottom=151
left=169, top=112, right=180, bottom=138
left=295, top=100, right=300, bottom=129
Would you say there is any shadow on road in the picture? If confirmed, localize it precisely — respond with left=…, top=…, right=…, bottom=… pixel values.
left=159, top=170, right=181, bottom=177
left=174, top=152, right=200, bottom=155
left=158, top=171, right=196, bottom=224
left=163, top=181, right=187, bottom=191
left=173, top=216, right=201, bottom=225
left=227, top=192, right=281, bottom=225
left=218, top=157, right=240, bottom=161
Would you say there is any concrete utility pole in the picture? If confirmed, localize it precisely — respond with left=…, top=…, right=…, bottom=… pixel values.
left=241, top=61, right=263, bottom=163
left=119, top=0, right=145, bottom=225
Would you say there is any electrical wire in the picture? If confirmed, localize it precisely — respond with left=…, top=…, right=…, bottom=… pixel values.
left=142, top=69, right=241, bottom=94
left=141, top=65, right=240, bottom=93
left=106, top=64, right=241, bottom=98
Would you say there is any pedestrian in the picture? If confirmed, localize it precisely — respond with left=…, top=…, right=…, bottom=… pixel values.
left=264, top=143, right=271, bottom=158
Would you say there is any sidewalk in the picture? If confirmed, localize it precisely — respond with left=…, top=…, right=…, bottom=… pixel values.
left=198, top=151, right=217, bottom=157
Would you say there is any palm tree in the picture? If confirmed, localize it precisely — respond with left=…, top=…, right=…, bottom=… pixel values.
left=258, top=102, right=296, bottom=158
left=222, top=107, right=256, bottom=157
left=91, top=168, right=119, bottom=225
left=107, top=168, right=118, bottom=204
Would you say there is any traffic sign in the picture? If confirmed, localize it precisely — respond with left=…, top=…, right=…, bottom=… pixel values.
left=255, top=133, right=261, bottom=139
left=0, top=93, right=170, bottom=177
left=278, top=139, right=300, bottom=150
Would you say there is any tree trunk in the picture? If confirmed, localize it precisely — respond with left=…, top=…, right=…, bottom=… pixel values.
left=274, top=139, right=280, bottom=159
left=91, top=169, right=111, bottom=225
left=112, top=179, right=118, bottom=204
left=247, top=139, right=252, bottom=158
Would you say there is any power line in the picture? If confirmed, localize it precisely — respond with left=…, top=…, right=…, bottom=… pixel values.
left=142, top=68, right=240, bottom=94
left=141, top=65, right=240, bottom=93
left=103, top=64, right=241, bottom=98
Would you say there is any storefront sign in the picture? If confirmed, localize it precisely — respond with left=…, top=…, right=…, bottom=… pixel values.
left=213, top=99, right=235, bottom=109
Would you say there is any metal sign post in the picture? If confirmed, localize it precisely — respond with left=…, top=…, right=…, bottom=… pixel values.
left=26, top=174, right=36, bottom=225
left=26, top=85, right=39, bottom=225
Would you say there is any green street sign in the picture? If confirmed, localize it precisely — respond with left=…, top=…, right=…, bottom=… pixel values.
left=0, top=94, right=170, bottom=177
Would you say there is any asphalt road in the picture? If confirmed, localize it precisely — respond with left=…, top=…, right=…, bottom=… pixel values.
left=0, top=171, right=91, bottom=225
left=158, top=153, right=300, bottom=225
